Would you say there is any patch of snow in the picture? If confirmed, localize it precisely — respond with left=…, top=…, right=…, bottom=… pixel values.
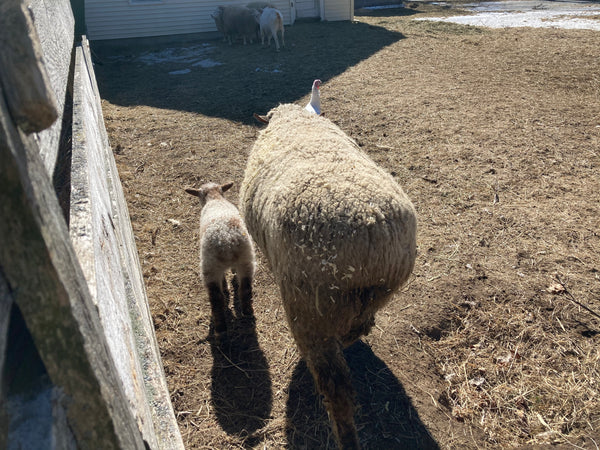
left=169, top=69, right=192, bottom=75
left=255, top=66, right=283, bottom=73
left=192, top=59, right=223, bottom=68
left=415, top=0, right=600, bottom=30
left=363, top=4, right=407, bottom=9
left=136, top=44, right=218, bottom=66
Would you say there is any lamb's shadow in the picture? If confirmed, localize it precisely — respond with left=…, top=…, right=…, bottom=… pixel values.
left=208, top=286, right=272, bottom=446
left=286, top=340, right=439, bottom=449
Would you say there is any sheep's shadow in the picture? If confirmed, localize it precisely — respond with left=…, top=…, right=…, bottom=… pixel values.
left=285, top=340, right=439, bottom=449
left=207, top=280, right=272, bottom=446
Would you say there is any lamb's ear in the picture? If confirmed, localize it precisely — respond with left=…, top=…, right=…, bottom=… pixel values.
left=253, top=112, right=269, bottom=124
left=221, top=182, right=234, bottom=193
left=185, top=188, right=201, bottom=197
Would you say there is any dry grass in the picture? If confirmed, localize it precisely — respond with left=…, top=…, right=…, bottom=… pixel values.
left=434, top=286, right=600, bottom=447
left=94, top=2, right=600, bottom=448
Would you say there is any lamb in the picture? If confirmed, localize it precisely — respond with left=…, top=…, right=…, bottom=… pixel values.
left=186, top=182, right=256, bottom=336
left=239, top=104, right=417, bottom=449
left=257, top=7, right=285, bottom=51
left=211, top=5, right=259, bottom=45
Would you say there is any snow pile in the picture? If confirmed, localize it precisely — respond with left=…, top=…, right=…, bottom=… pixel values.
left=416, top=1, right=600, bottom=30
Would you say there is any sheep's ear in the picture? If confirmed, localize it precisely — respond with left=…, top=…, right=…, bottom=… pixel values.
left=185, top=188, right=201, bottom=198
left=253, top=112, right=269, bottom=124
left=221, top=182, right=234, bottom=193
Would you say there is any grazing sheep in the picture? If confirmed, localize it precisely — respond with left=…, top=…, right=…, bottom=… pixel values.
left=240, top=104, right=417, bottom=449
left=257, top=7, right=285, bottom=51
left=211, top=5, right=259, bottom=45
left=186, top=182, right=256, bottom=336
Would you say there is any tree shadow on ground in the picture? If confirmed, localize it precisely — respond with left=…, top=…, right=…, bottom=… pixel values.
left=286, top=340, right=439, bottom=449
left=208, top=285, right=272, bottom=446
left=92, top=19, right=406, bottom=123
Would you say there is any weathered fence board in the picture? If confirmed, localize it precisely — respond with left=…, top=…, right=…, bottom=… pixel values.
left=0, top=82, right=146, bottom=449
left=0, top=0, right=58, bottom=134
left=0, top=0, right=184, bottom=448
left=70, top=37, right=184, bottom=449
left=79, top=37, right=185, bottom=448
left=29, top=0, right=75, bottom=176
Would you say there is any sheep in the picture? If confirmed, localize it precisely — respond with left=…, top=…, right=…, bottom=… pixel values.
left=239, top=104, right=417, bottom=449
left=211, top=6, right=227, bottom=42
left=186, top=182, right=256, bottom=336
left=211, top=5, right=259, bottom=45
left=257, top=7, right=285, bottom=51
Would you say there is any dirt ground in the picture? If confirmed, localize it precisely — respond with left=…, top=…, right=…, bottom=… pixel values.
left=93, top=3, right=600, bottom=448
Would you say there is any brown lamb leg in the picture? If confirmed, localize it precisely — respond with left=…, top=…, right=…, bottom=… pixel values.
left=207, top=280, right=227, bottom=335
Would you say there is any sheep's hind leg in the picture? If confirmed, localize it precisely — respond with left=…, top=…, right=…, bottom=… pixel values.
left=207, top=281, right=227, bottom=336
left=304, top=338, right=360, bottom=449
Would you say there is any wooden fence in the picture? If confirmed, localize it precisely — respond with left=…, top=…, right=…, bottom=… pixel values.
left=0, top=0, right=184, bottom=448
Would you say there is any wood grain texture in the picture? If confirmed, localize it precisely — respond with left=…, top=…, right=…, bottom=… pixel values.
left=28, top=0, right=75, bottom=175
left=0, top=83, right=146, bottom=450
left=70, top=38, right=184, bottom=450
left=0, top=0, right=58, bottom=134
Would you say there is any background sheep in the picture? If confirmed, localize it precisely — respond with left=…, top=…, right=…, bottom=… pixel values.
left=258, top=7, right=285, bottom=51
left=240, top=104, right=417, bottom=448
left=186, top=182, right=256, bottom=336
left=211, top=5, right=259, bottom=45
left=211, top=6, right=227, bottom=42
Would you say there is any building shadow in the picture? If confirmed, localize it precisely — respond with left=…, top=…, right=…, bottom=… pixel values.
left=285, top=340, right=439, bottom=449
left=208, top=308, right=272, bottom=446
left=91, top=20, right=405, bottom=123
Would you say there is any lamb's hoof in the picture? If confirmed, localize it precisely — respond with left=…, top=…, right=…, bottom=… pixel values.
left=212, top=329, right=229, bottom=346
left=213, top=320, right=227, bottom=337
left=241, top=304, right=254, bottom=317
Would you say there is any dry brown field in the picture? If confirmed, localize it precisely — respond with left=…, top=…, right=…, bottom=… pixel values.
left=94, top=4, right=600, bottom=447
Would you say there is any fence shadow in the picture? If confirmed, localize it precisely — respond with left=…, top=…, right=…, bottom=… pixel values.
left=285, top=340, right=440, bottom=449
left=92, top=20, right=405, bottom=123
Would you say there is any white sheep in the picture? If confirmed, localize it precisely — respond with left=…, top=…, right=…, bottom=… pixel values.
left=240, top=104, right=417, bottom=449
left=257, top=7, right=285, bottom=51
left=186, top=182, right=256, bottom=336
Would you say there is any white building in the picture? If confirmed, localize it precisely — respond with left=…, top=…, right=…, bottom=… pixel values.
left=85, top=0, right=354, bottom=40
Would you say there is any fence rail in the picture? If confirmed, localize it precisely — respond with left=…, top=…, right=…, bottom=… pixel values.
left=0, top=1, right=183, bottom=448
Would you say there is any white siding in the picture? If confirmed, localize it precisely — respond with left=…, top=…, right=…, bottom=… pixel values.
left=86, top=0, right=293, bottom=40
left=323, top=0, right=352, bottom=21
left=295, top=0, right=318, bottom=18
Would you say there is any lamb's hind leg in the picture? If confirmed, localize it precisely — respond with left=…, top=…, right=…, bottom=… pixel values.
left=235, top=262, right=254, bottom=317
left=304, top=338, right=360, bottom=449
left=206, top=277, right=227, bottom=335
